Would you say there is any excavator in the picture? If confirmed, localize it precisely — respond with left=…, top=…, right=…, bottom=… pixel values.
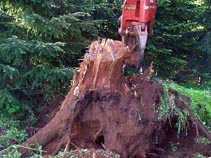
left=119, top=0, right=157, bottom=72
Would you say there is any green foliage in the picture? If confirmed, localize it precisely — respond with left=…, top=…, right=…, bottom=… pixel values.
left=156, top=85, right=173, bottom=120
left=1, top=144, right=43, bottom=158
left=0, top=117, right=28, bottom=149
left=157, top=81, right=211, bottom=135
left=0, top=0, right=121, bottom=120
left=192, top=153, right=207, bottom=158
left=156, top=84, right=190, bottom=135
left=167, top=82, right=211, bottom=128
left=175, top=108, right=189, bottom=135
left=2, top=145, right=22, bottom=158
left=157, top=81, right=211, bottom=137
left=145, top=0, right=211, bottom=82
left=170, top=143, right=177, bottom=152
left=147, top=0, right=198, bottom=76
left=0, top=36, right=73, bottom=119
left=1, top=0, right=211, bottom=85
left=195, top=136, right=211, bottom=144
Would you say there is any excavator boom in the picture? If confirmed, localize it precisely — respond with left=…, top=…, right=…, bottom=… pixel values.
left=119, top=0, right=157, bottom=72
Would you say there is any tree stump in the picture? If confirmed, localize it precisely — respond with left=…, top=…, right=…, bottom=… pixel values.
left=17, top=39, right=211, bottom=158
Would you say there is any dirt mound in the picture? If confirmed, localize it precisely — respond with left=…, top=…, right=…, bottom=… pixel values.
left=13, top=39, right=211, bottom=158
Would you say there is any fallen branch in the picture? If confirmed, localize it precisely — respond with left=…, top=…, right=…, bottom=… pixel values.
left=17, top=145, right=47, bottom=153
left=0, top=144, right=47, bottom=156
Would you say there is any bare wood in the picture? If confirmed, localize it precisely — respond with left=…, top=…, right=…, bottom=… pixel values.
left=139, top=62, right=154, bottom=81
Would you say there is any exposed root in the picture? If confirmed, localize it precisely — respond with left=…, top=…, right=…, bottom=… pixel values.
left=18, top=91, right=94, bottom=157
left=172, top=90, right=211, bottom=142
left=139, top=62, right=154, bottom=81
left=189, top=113, right=211, bottom=141
left=182, top=105, right=211, bottom=141
left=0, top=146, right=11, bottom=156
left=194, top=121, right=200, bottom=138
left=18, top=145, right=47, bottom=153
left=62, top=139, right=71, bottom=158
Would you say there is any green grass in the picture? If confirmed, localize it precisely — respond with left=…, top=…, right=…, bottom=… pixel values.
left=167, top=82, right=211, bottom=128
left=156, top=84, right=190, bottom=135
left=0, top=116, right=28, bottom=150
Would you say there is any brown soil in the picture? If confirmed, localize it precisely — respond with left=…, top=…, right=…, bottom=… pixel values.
left=14, top=39, right=211, bottom=157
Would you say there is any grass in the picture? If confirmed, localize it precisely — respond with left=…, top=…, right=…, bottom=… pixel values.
left=156, top=84, right=190, bottom=135
left=167, top=82, right=211, bottom=129
left=0, top=116, right=28, bottom=150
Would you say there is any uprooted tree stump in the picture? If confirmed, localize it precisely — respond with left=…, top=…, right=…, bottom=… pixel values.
left=15, top=39, right=211, bottom=157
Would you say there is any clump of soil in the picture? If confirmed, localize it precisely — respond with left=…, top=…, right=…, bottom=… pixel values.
left=6, top=39, right=211, bottom=158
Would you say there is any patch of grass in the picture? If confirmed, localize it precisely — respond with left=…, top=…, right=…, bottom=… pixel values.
left=156, top=84, right=190, bottom=135
left=0, top=116, right=28, bottom=149
left=195, top=136, right=211, bottom=144
left=167, top=82, right=211, bottom=129
left=156, top=85, right=174, bottom=120
left=1, top=144, right=44, bottom=158
left=192, top=153, right=207, bottom=158
left=1, top=145, right=21, bottom=158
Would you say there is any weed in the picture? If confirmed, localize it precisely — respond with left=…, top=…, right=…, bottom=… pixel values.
left=195, top=136, right=211, bottom=144
left=0, top=117, right=28, bottom=149
left=192, top=153, right=206, bottom=158
left=156, top=84, right=190, bottom=135
left=1, top=145, right=21, bottom=158
left=174, top=109, right=189, bottom=135
left=167, top=82, right=211, bottom=129
left=156, top=84, right=173, bottom=120
left=1, top=144, right=44, bottom=158
left=170, top=142, right=177, bottom=152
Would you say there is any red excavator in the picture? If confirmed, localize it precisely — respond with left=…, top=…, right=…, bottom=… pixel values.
left=119, top=0, right=157, bottom=72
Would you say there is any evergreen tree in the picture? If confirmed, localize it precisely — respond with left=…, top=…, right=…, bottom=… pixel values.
left=146, top=0, right=204, bottom=79
left=144, top=0, right=211, bottom=84
left=188, top=0, right=211, bottom=84
left=0, top=0, right=120, bottom=120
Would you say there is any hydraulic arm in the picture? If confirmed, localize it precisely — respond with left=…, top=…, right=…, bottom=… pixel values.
left=119, top=0, right=157, bottom=72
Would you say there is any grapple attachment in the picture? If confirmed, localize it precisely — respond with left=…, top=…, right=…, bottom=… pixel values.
left=119, top=0, right=157, bottom=72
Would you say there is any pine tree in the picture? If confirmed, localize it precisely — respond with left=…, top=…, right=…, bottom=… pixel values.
left=146, top=0, right=205, bottom=80
left=0, top=0, right=120, bottom=120
left=143, top=0, right=211, bottom=82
